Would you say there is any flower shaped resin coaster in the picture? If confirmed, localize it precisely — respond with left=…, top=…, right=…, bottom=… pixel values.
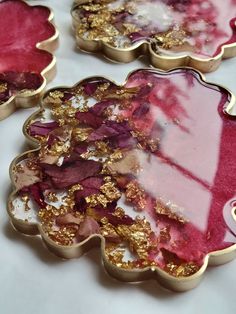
left=8, top=68, right=236, bottom=291
left=0, top=0, right=58, bottom=120
left=72, top=0, right=236, bottom=72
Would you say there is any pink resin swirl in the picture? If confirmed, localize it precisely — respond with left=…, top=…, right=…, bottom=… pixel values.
left=0, top=0, right=55, bottom=103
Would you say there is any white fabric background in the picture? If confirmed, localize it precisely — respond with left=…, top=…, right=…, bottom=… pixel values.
left=0, top=1, right=236, bottom=313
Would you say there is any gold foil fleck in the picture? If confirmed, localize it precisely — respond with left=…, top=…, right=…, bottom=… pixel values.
left=46, top=192, right=58, bottom=203
left=155, top=200, right=187, bottom=224
left=85, top=194, right=109, bottom=208
left=100, top=181, right=121, bottom=201
left=0, top=83, right=7, bottom=93
left=45, top=90, right=64, bottom=105
left=165, top=262, right=199, bottom=277
left=47, top=226, right=77, bottom=246
left=68, top=184, right=83, bottom=196
left=154, top=29, right=186, bottom=50
left=125, top=181, right=146, bottom=210
left=73, top=127, right=92, bottom=142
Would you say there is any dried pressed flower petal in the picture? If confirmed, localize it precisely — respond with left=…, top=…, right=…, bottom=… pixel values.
left=56, top=213, right=82, bottom=226
left=41, top=159, right=102, bottom=189
left=74, top=177, right=103, bottom=205
left=76, top=111, right=103, bottom=128
left=90, top=99, right=114, bottom=115
left=83, top=82, right=98, bottom=96
left=77, top=216, right=100, bottom=239
left=88, top=120, right=131, bottom=141
left=21, top=183, right=47, bottom=208
left=14, top=163, right=41, bottom=190
left=28, top=121, right=59, bottom=137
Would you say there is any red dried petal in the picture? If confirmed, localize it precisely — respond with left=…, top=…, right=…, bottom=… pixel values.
left=90, top=100, right=114, bottom=115
left=75, top=111, right=103, bottom=128
left=56, top=213, right=82, bottom=226
left=74, top=198, right=88, bottom=214
left=20, top=182, right=46, bottom=208
left=106, top=120, right=131, bottom=133
left=41, top=160, right=102, bottom=189
left=74, top=177, right=104, bottom=211
left=81, top=176, right=104, bottom=189
left=88, top=124, right=117, bottom=141
left=62, top=92, right=74, bottom=101
left=77, top=217, right=100, bottom=238
left=47, top=126, right=72, bottom=147
left=38, top=181, right=52, bottom=191
left=75, top=177, right=103, bottom=203
left=83, top=82, right=97, bottom=96
left=63, top=152, right=82, bottom=164
left=74, top=143, right=89, bottom=155
left=105, top=201, right=117, bottom=213
left=28, top=121, right=59, bottom=137
left=88, top=121, right=131, bottom=141
left=110, top=133, right=137, bottom=149
left=63, top=143, right=90, bottom=164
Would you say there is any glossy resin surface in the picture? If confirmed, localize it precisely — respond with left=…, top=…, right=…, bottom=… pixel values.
left=0, top=0, right=57, bottom=116
left=72, top=0, right=236, bottom=70
left=9, top=69, right=236, bottom=280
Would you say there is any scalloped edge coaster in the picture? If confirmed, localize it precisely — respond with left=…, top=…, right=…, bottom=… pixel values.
left=71, top=0, right=236, bottom=73
left=7, top=67, right=236, bottom=292
left=0, top=0, right=59, bottom=121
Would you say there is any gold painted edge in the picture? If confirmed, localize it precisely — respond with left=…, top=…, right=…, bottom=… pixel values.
left=7, top=67, right=236, bottom=292
left=0, top=0, right=59, bottom=121
left=71, top=1, right=236, bottom=73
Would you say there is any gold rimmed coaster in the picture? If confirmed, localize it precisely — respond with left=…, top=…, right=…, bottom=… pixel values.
left=72, top=0, right=236, bottom=72
left=8, top=67, right=236, bottom=291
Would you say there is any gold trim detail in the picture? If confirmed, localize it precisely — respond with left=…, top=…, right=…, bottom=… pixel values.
left=71, top=0, right=236, bottom=73
left=7, top=67, right=236, bottom=292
